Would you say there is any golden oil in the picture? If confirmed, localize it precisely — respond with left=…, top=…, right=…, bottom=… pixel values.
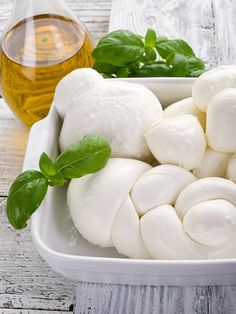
left=0, top=14, right=94, bottom=126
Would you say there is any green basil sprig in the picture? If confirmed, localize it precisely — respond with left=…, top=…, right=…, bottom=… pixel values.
left=92, top=28, right=205, bottom=78
left=7, top=134, right=111, bottom=230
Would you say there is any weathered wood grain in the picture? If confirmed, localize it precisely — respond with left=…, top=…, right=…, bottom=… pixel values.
left=0, top=198, right=75, bottom=311
left=0, top=102, right=28, bottom=197
left=0, top=310, right=72, bottom=314
left=110, top=0, right=236, bottom=68
left=75, top=283, right=236, bottom=314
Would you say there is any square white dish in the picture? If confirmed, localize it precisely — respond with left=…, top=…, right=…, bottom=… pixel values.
left=24, top=77, right=236, bottom=286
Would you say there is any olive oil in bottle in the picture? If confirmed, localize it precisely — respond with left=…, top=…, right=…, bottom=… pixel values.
left=0, top=14, right=94, bottom=126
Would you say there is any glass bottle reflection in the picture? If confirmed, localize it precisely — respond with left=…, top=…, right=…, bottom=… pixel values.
left=0, top=0, right=94, bottom=126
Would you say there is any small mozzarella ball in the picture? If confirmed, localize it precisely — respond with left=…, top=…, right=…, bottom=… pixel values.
left=60, top=81, right=163, bottom=162
left=193, top=147, right=231, bottom=179
left=68, top=158, right=151, bottom=247
left=164, top=97, right=206, bottom=129
left=227, top=154, right=236, bottom=183
left=54, top=68, right=103, bottom=118
left=131, top=164, right=196, bottom=216
left=175, top=177, right=236, bottom=220
left=207, top=88, right=236, bottom=153
left=183, top=200, right=236, bottom=246
left=145, top=115, right=206, bottom=170
left=192, top=65, right=236, bottom=112
left=140, top=205, right=203, bottom=259
left=112, top=196, right=150, bottom=259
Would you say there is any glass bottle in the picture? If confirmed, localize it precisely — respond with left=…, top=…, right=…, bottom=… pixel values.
left=0, top=0, right=94, bottom=126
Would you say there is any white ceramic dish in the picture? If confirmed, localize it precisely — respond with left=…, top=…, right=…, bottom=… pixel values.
left=112, top=77, right=195, bottom=108
left=25, top=78, right=236, bottom=286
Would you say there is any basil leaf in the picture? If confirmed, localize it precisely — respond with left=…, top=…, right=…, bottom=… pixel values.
left=136, top=63, right=172, bottom=77
left=102, top=73, right=115, bottom=78
left=6, top=171, right=48, bottom=229
left=126, top=62, right=141, bottom=76
left=189, top=69, right=206, bottom=77
left=145, top=28, right=157, bottom=47
left=186, top=57, right=205, bottom=73
left=145, top=47, right=157, bottom=62
left=39, top=152, right=56, bottom=178
left=92, top=30, right=145, bottom=66
left=56, top=134, right=111, bottom=179
left=116, top=67, right=130, bottom=78
left=156, top=39, right=195, bottom=59
left=170, top=53, right=189, bottom=77
left=170, top=53, right=205, bottom=77
left=156, top=36, right=169, bottom=44
left=93, top=62, right=121, bottom=75
left=47, top=172, right=65, bottom=187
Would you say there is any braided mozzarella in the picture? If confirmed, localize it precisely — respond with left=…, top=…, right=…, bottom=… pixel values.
left=68, top=160, right=236, bottom=260
left=131, top=164, right=196, bottom=216
left=68, top=158, right=151, bottom=249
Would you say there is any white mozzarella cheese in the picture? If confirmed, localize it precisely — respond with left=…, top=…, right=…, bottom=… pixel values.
left=112, top=196, right=151, bottom=259
left=206, top=88, right=236, bottom=153
left=145, top=115, right=206, bottom=170
left=192, top=65, right=236, bottom=112
left=59, top=79, right=163, bottom=162
left=183, top=199, right=236, bottom=246
left=193, top=147, right=231, bottom=178
left=54, top=68, right=103, bottom=118
left=175, top=177, right=236, bottom=220
left=227, top=154, right=236, bottom=183
left=164, top=97, right=206, bottom=129
left=131, top=164, right=196, bottom=216
left=67, top=158, right=151, bottom=247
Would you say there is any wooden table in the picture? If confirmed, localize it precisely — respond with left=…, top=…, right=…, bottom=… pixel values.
left=1, top=1, right=236, bottom=313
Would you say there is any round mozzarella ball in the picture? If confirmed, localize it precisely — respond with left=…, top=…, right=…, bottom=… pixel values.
left=54, top=68, right=103, bottom=118
left=145, top=115, right=206, bottom=170
left=67, top=158, right=151, bottom=247
left=193, top=147, right=231, bottom=179
left=192, top=65, right=236, bottom=112
left=206, top=88, right=236, bottom=153
left=60, top=81, right=163, bottom=162
left=111, top=196, right=150, bottom=259
left=164, top=97, right=206, bottom=129
left=227, top=154, right=236, bottom=183
left=183, top=199, right=236, bottom=246
left=131, top=164, right=196, bottom=216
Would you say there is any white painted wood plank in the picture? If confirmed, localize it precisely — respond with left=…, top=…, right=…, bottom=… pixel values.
left=75, top=283, right=236, bottom=314
left=0, top=101, right=28, bottom=197
left=0, top=310, right=72, bottom=314
left=109, top=0, right=236, bottom=68
left=0, top=199, right=75, bottom=311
